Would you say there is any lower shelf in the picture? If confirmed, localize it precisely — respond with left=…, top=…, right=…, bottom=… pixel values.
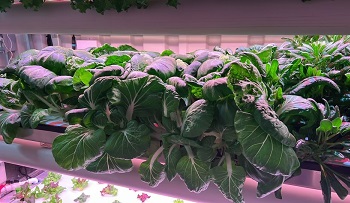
left=0, top=139, right=348, bottom=203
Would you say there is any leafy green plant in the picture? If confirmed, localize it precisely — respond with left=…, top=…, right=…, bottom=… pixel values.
left=74, top=193, right=90, bottom=203
left=2, top=37, right=350, bottom=203
left=100, top=184, right=118, bottom=196
left=13, top=182, right=35, bottom=203
left=71, top=178, right=89, bottom=191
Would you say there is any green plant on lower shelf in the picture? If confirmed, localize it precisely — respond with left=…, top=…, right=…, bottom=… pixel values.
left=74, top=193, right=90, bottom=203
left=100, top=184, right=118, bottom=196
left=71, top=178, right=89, bottom=191
left=12, top=182, right=35, bottom=203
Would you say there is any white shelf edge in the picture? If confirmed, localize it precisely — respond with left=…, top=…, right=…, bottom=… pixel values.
left=2, top=0, right=350, bottom=35
left=1, top=139, right=349, bottom=203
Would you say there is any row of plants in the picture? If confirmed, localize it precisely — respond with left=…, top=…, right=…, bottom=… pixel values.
left=1, top=35, right=350, bottom=203
left=0, top=0, right=179, bottom=14
left=14, top=171, right=121, bottom=203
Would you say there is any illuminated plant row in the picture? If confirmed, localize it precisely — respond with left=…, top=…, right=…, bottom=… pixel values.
left=1, top=35, right=350, bottom=203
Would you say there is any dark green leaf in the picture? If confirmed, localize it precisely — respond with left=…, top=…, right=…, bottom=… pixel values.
left=235, top=111, right=300, bottom=176
left=211, top=156, right=246, bottom=203
left=176, top=156, right=211, bottom=193
left=164, top=144, right=182, bottom=181
left=163, top=85, right=180, bottom=118
left=184, top=61, right=201, bottom=77
left=285, top=76, right=340, bottom=96
left=139, top=153, right=166, bottom=187
left=165, top=134, right=202, bottom=148
left=241, top=156, right=286, bottom=198
left=107, top=75, right=164, bottom=121
left=320, top=169, right=331, bottom=203
left=181, top=99, right=214, bottom=138
left=90, top=65, right=124, bottom=84
left=86, top=152, right=133, bottom=174
left=197, top=59, right=223, bottom=78
left=0, top=112, right=20, bottom=144
left=277, top=95, right=320, bottom=130
left=105, top=120, right=151, bottom=159
left=78, top=76, right=116, bottom=109
left=45, top=76, right=74, bottom=94
left=167, top=77, right=188, bottom=98
left=52, top=125, right=106, bottom=170
left=29, top=108, right=49, bottom=128
left=65, top=108, right=89, bottom=125
left=145, top=57, right=177, bottom=81
left=36, top=46, right=74, bottom=75
left=18, top=65, right=57, bottom=91
left=202, top=77, right=232, bottom=101
left=253, top=95, right=296, bottom=147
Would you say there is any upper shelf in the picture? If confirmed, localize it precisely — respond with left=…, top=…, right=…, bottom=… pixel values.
left=2, top=0, right=350, bottom=35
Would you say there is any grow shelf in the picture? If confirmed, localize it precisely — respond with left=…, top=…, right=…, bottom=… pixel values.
left=1, top=122, right=350, bottom=191
left=0, top=138, right=349, bottom=203
left=2, top=0, right=350, bottom=35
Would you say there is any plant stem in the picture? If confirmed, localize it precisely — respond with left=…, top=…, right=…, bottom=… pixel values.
left=0, top=106, right=20, bottom=113
left=218, top=155, right=225, bottom=166
left=184, top=145, right=194, bottom=160
left=225, top=152, right=233, bottom=177
left=150, top=146, right=164, bottom=169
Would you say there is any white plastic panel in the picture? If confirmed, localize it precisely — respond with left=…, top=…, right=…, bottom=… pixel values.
left=1, top=0, right=350, bottom=35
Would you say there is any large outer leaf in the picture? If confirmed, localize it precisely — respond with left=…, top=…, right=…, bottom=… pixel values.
left=167, top=77, right=188, bottom=98
left=241, top=156, right=286, bottom=198
left=45, top=76, right=74, bottom=94
left=235, top=111, right=299, bottom=176
left=105, top=120, right=151, bottom=159
left=36, top=46, right=74, bottom=75
left=139, top=156, right=166, bottom=187
left=130, top=54, right=153, bottom=72
left=202, top=77, right=232, bottom=101
left=86, top=152, right=133, bottom=174
left=276, top=95, right=320, bottom=129
left=18, top=65, right=57, bottom=91
left=1, top=49, right=39, bottom=74
left=253, top=95, right=296, bottom=147
left=211, top=159, right=246, bottom=203
left=181, top=99, right=214, bottom=138
left=78, top=76, right=116, bottom=109
left=144, top=56, right=177, bottom=81
left=228, top=61, right=262, bottom=84
left=0, top=112, right=21, bottom=144
left=285, top=76, right=340, bottom=96
left=176, top=156, right=211, bottom=193
left=52, top=125, right=106, bottom=170
left=197, top=59, right=223, bottom=78
left=107, top=75, right=165, bottom=121
left=90, top=65, right=124, bottom=84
